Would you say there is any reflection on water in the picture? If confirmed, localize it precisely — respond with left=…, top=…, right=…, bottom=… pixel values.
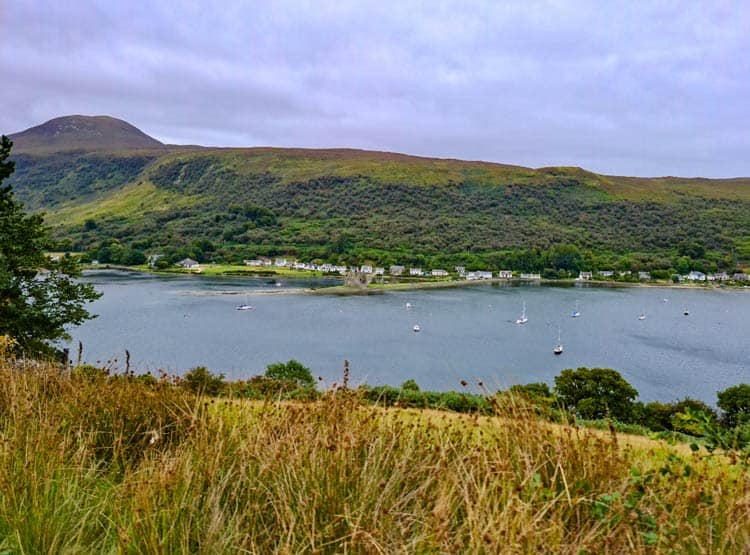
left=71, top=270, right=750, bottom=404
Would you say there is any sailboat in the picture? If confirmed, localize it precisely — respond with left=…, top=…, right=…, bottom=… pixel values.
left=236, top=294, right=254, bottom=311
left=553, top=327, right=563, bottom=355
left=571, top=300, right=581, bottom=318
left=683, top=307, right=689, bottom=316
left=638, top=309, right=646, bottom=320
left=515, top=301, right=528, bottom=325
left=413, top=324, right=421, bottom=332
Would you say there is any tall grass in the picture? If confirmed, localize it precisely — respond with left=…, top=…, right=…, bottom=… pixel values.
left=0, top=356, right=748, bottom=552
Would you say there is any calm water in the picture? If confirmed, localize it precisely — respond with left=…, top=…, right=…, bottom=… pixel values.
left=70, top=270, right=750, bottom=404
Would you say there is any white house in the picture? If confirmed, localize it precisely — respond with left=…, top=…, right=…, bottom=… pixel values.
left=498, top=270, right=513, bottom=279
left=577, top=271, right=593, bottom=280
left=710, top=272, right=729, bottom=281
left=455, top=266, right=466, bottom=277
left=638, top=271, right=651, bottom=280
left=178, top=258, right=199, bottom=269
left=375, top=267, right=385, bottom=275
left=390, top=265, right=405, bottom=276
left=733, top=273, right=749, bottom=281
left=409, top=267, right=423, bottom=276
left=687, top=271, right=706, bottom=281
left=520, top=273, right=541, bottom=280
left=360, top=265, right=373, bottom=274
left=431, top=269, right=449, bottom=277
left=598, top=270, right=614, bottom=278
left=477, top=271, right=493, bottom=280
left=274, top=258, right=287, bottom=267
left=244, top=259, right=263, bottom=266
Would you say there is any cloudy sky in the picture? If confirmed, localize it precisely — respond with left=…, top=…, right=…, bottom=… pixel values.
left=1, top=1, right=748, bottom=177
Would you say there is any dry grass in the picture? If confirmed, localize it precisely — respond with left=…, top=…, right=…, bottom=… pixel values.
left=0, top=356, right=748, bottom=553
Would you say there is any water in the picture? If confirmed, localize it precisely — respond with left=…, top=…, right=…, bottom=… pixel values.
left=70, top=270, right=750, bottom=404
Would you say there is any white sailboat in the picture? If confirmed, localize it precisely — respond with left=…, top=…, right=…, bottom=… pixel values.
left=571, top=300, right=581, bottom=318
left=683, top=307, right=689, bottom=316
left=553, top=327, right=563, bottom=355
left=413, top=324, right=421, bottom=332
left=236, top=294, right=254, bottom=311
left=515, top=301, right=528, bottom=325
left=638, top=309, right=646, bottom=320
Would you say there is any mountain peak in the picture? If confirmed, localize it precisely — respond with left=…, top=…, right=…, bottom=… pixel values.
left=9, top=115, right=164, bottom=153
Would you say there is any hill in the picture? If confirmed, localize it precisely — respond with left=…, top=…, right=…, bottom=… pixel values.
left=8, top=115, right=164, bottom=153
left=5, top=116, right=750, bottom=272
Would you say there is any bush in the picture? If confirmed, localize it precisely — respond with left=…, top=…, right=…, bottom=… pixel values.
left=554, top=367, right=638, bottom=422
left=182, top=366, right=226, bottom=396
left=717, top=384, right=750, bottom=428
left=264, top=359, right=315, bottom=389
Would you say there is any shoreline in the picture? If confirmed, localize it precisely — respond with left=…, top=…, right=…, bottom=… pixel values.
left=82, top=266, right=748, bottom=295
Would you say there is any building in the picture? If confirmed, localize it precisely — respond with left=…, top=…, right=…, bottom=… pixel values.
left=577, top=271, right=593, bottom=280
left=274, top=258, right=287, bottom=267
left=687, top=271, right=706, bottom=281
left=733, top=273, right=749, bottom=281
left=390, top=265, right=405, bottom=276
left=178, top=258, right=199, bottom=269
left=244, top=259, right=263, bottom=266
left=374, top=267, right=385, bottom=275
left=431, top=269, right=449, bottom=277
left=520, top=273, right=541, bottom=280
left=455, top=266, right=466, bottom=277
left=409, top=267, right=423, bottom=276
left=638, top=271, right=651, bottom=280
left=598, top=270, right=614, bottom=278
left=477, top=271, right=493, bottom=280
left=360, top=265, right=373, bottom=274
left=497, top=270, right=513, bottom=279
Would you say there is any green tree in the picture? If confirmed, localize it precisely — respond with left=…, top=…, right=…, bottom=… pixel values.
left=0, top=136, right=101, bottom=356
left=264, top=359, right=315, bottom=388
left=717, top=384, right=750, bottom=428
left=182, top=366, right=226, bottom=396
left=401, top=379, right=420, bottom=392
left=554, top=367, right=639, bottom=422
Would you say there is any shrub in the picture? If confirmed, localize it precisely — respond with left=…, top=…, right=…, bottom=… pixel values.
left=717, top=384, right=750, bottom=428
left=264, top=359, right=315, bottom=388
left=182, top=366, right=226, bottom=396
left=554, top=367, right=638, bottom=422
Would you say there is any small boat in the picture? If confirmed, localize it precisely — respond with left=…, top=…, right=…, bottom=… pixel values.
left=515, top=301, right=528, bottom=325
left=413, top=324, right=421, bottom=332
left=275, top=282, right=282, bottom=287
left=236, top=294, right=254, bottom=310
left=405, top=302, right=412, bottom=309
left=638, top=311, right=646, bottom=320
left=571, top=300, right=581, bottom=318
left=553, top=327, right=563, bottom=354
left=683, top=307, right=689, bottom=316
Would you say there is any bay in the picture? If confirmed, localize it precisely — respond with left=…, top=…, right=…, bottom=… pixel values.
left=70, top=270, right=750, bottom=404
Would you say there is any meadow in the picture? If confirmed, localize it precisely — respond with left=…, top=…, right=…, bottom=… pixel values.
left=1, top=352, right=748, bottom=553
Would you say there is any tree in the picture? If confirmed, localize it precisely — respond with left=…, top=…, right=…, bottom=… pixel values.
left=554, top=367, right=639, bottom=422
left=0, top=135, right=101, bottom=357
left=717, top=384, right=750, bottom=428
left=264, top=359, right=315, bottom=388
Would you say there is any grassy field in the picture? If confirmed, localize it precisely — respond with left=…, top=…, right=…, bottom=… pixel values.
left=1, top=353, right=748, bottom=553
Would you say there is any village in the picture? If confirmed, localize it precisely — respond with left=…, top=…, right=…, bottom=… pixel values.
left=167, top=255, right=750, bottom=285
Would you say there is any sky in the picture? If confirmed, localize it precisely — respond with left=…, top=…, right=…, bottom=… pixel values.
left=1, top=1, right=749, bottom=177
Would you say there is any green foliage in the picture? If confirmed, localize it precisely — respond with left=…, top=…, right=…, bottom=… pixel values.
left=9, top=148, right=750, bottom=270
left=717, top=384, right=750, bottom=428
left=264, top=359, right=315, bottom=388
left=181, top=365, right=226, bottom=396
left=400, top=379, right=420, bottom=392
left=0, top=136, right=101, bottom=356
left=554, top=367, right=639, bottom=422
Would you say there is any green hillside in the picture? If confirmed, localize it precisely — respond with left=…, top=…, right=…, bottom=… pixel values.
left=6, top=121, right=750, bottom=273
